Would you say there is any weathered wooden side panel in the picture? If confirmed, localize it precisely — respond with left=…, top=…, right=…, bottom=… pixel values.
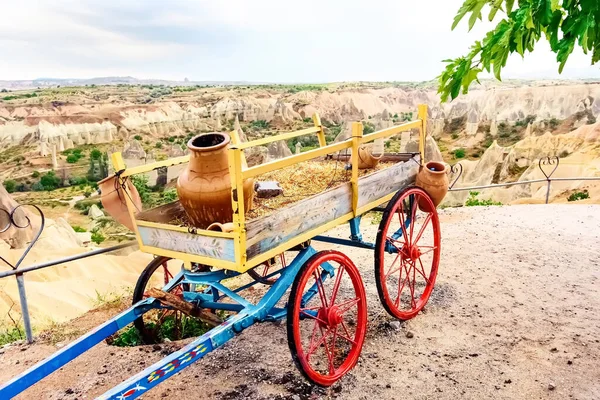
left=357, top=157, right=419, bottom=209
left=138, top=226, right=236, bottom=262
left=245, top=157, right=419, bottom=259
left=245, top=183, right=353, bottom=259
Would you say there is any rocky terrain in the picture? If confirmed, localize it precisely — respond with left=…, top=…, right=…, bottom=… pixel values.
left=1, top=79, right=599, bottom=206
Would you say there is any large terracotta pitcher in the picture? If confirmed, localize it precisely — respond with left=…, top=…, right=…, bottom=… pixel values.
left=177, top=133, right=254, bottom=228
left=415, top=161, right=449, bottom=212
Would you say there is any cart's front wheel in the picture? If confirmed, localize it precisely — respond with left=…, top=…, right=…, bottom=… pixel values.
left=374, top=186, right=441, bottom=320
left=287, top=250, right=367, bottom=387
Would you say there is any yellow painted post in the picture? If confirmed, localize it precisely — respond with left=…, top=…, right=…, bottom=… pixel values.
left=228, top=146, right=247, bottom=267
left=313, top=113, right=327, bottom=147
left=229, top=129, right=248, bottom=169
left=417, top=104, right=428, bottom=166
left=351, top=122, right=363, bottom=216
left=110, top=152, right=144, bottom=249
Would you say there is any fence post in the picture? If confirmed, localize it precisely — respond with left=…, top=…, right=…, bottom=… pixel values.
left=15, top=273, right=33, bottom=343
left=545, top=180, right=551, bottom=204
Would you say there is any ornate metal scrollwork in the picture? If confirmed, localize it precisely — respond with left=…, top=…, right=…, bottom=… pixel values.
left=538, top=156, right=559, bottom=180
left=0, top=205, right=45, bottom=270
left=448, top=163, right=463, bottom=189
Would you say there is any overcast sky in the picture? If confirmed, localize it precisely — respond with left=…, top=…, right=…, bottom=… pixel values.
left=1, top=0, right=599, bottom=82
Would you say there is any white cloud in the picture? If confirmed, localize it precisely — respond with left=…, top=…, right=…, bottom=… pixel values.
left=0, top=0, right=598, bottom=81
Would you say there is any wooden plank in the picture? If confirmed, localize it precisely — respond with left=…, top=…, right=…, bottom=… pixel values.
left=357, top=156, right=420, bottom=209
left=246, top=182, right=353, bottom=259
left=147, top=288, right=222, bottom=327
left=138, top=226, right=236, bottom=262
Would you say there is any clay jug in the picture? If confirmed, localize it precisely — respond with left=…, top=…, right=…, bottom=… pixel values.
left=357, top=145, right=383, bottom=169
left=415, top=161, right=449, bottom=212
left=177, top=133, right=254, bottom=228
left=98, top=174, right=142, bottom=231
left=207, top=222, right=234, bottom=233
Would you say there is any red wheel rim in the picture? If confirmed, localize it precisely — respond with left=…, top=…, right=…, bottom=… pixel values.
left=377, top=187, right=440, bottom=320
left=290, top=251, right=367, bottom=386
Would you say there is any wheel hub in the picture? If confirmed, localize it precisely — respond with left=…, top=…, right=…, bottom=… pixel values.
left=316, top=306, right=343, bottom=328
left=401, top=244, right=421, bottom=261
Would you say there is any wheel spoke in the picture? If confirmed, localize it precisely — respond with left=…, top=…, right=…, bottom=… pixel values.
left=339, top=321, right=357, bottom=345
left=337, top=297, right=360, bottom=315
left=320, top=327, right=335, bottom=374
left=415, top=258, right=430, bottom=284
left=306, top=319, right=325, bottom=360
left=395, top=260, right=412, bottom=307
left=329, top=264, right=345, bottom=306
left=313, top=269, right=329, bottom=308
left=385, top=253, right=403, bottom=279
left=409, top=201, right=417, bottom=244
left=300, top=309, right=327, bottom=325
left=412, top=213, right=432, bottom=246
left=398, top=204, right=409, bottom=242
left=418, top=246, right=438, bottom=256
left=409, top=263, right=417, bottom=309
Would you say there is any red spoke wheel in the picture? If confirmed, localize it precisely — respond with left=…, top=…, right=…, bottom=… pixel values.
left=248, top=253, right=286, bottom=285
left=287, top=250, right=367, bottom=387
left=374, top=186, right=441, bottom=320
left=132, top=257, right=186, bottom=344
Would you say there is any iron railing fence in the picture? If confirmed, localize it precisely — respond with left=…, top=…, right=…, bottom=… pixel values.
left=448, top=156, right=600, bottom=203
left=0, top=205, right=136, bottom=343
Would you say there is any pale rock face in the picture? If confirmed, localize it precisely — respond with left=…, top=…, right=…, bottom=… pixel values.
left=267, top=141, right=292, bottom=159
left=122, top=140, right=147, bottom=159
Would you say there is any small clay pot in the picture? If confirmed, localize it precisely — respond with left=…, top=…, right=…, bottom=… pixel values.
left=207, top=222, right=234, bottom=233
left=357, top=145, right=383, bottom=169
left=177, top=133, right=254, bottom=228
left=415, top=161, right=449, bottom=212
left=98, top=175, right=142, bottom=231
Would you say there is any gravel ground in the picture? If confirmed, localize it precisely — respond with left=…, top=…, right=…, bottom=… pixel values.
left=1, top=204, right=599, bottom=400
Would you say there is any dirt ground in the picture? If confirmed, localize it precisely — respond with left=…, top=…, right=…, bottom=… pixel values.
left=1, top=204, right=599, bottom=400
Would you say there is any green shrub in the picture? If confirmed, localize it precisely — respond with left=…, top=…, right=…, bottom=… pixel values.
left=465, top=191, right=502, bottom=206
left=130, top=175, right=152, bottom=205
left=31, top=171, right=40, bottom=178
left=3, top=179, right=17, bottom=193
left=249, top=120, right=269, bottom=130
left=451, top=132, right=459, bottom=139
left=40, top=171, right=61, bottom=190
left=134, top=135, right=142, bottom=141
left=66, top=154, right=78, bottom=163
left=567, top=190, right=589, bottom=202
left=453, top=148, right=466, bottom=159
left=32, top=182, right=45, bottom=191
left=155, top=142, right=162, bottom=149
left=90, top=148, right=102, bottom=160
left=91, top=229, right=105, bottom=245
left=71, top=225, right=87, bottom=232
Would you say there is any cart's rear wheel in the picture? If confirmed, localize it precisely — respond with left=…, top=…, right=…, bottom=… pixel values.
left=248, top=253, right=286, bottom=285
left=374, top=186, right=441, bottom=320
left=287, top=250, right=367, bottom=387
left=132, top=257, right=185, bottom=344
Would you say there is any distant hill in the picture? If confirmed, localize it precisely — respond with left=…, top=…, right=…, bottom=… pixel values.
left=0, top=76, right=266, bottom=90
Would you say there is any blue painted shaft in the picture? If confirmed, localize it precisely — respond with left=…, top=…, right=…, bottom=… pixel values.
left=0, top=300, right=155, bottom=399
left=99, top=246, right=317, bottom=399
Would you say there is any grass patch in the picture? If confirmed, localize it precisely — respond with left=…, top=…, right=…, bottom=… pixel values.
left=567, top=190, right=589, bottom=202
left=465, top=191, right=502, bottom=206
left=0, top=326, right=24, bottom=346
left=109, top=315, right=212, bottom=347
